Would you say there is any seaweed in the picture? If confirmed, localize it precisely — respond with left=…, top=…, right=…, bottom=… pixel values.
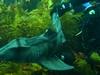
left=59, top=11, right=84, bottom=53
left=0, top=0, right=54, bottom=75
left=0, top=0, right=51, bottom=46
left=72, top=51, right=100, bottom=75
left=0, top=61, right=52, bottom=75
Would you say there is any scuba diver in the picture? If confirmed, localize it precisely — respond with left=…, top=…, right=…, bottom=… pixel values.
left=50, top=0, right=100, bottom=66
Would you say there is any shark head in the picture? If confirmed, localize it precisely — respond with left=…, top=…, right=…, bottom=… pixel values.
left=0, top=13, right=74, bottom=70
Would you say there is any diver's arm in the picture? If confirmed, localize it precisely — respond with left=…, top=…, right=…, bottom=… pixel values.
left=50, top=0, right=91, bottom=17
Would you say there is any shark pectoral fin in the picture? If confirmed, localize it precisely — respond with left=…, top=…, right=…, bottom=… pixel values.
left=38, top=55, right=74, bottom=70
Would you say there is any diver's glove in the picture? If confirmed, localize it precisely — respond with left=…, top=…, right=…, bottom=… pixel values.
left=84, top=6, right=95, bottom=15
left=50, top=2, right=73, bottom=17
left=84, top=4, right=100, bottom=17
left=84, top=51, right=100, bottom=65
left=56, top=51, right=75, bottom=65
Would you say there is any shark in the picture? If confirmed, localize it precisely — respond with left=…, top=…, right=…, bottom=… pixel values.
left=0, top=13, right=74, bottom=70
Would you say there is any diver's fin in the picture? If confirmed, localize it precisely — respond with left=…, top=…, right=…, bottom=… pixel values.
left=38, top=55, right=74, bottom=70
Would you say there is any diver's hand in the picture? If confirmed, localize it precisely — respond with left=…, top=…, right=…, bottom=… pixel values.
left=56, top=51, right=75, bottom=65
left=84, top=4, right=100, bottom=17
left=50, top=2, right=73, bottom=17
left=84, top=7, right=95, bottom=15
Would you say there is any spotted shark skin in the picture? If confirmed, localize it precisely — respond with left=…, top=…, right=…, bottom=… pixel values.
left=0, top=13, right=74, bottom=70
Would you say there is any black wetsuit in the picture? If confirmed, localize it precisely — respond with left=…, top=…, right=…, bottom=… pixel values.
left=51, top=0, right=100, bottom=65
left=50, top=0, right=92, bottom=17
